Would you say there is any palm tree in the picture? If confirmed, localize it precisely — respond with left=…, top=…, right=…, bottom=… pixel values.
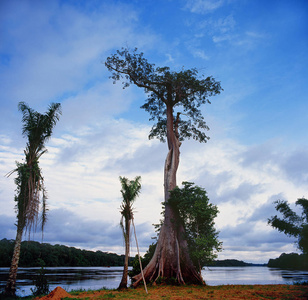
left=5, top=102, right=61, bottom=296
left=118, top=176, right=141, bottom=289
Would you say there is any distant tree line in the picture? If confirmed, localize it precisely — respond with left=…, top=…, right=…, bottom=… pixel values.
left=0, top=239, right=133, bottom=267
left=268, top=253, right=308, bottom=270
left=212, top=259, right=265, bottom=267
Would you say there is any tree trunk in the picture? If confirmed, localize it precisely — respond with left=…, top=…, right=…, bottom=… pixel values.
left=118, top=219, right=131, bottom=289
left=5, top=223, right=24, bottom=296
left=133, top=105, right=204, bottom=286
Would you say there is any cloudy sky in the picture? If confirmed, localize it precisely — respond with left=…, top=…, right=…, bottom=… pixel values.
left=0, top=0, right=307, bottom=264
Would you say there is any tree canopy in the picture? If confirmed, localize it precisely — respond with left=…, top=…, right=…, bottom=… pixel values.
left=119, top=176, right=141, bottom=225
left=105, top=47, right=222, bottom=143
left=167, top=182, right=222, bottom=271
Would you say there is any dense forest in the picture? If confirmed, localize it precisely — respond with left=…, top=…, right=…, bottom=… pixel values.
left=0, top=239, right=132, bottom=267
left=268, top=253, right=308, bottom=270
left=4, top=239, right=306, bottom=270
left=212, top=259, right=265, bottom=267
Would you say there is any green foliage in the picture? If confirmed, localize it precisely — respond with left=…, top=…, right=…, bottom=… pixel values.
left=31, top=259, right=49, bottom=296
left=129, top=243, right=156, bottom=279
left=13, top=161, right=44, bottom=232
left=130, top=183, right=222, bottom=276
left=267, top=253, right=308, bottom=270
left=212, top=259, right=262, bottom=267
left=103, top=293, right=116, bottom=298
left=105, top=48, right=222, bottom=143
left=119, top=176, right=141, bottom=231
left=167, top=182, right=222, bottom=271
left=268, top=198, right=308, bottom=254
left=0, top=239, right=133, bottom=267
left=18, top=102, right=61, bottom=151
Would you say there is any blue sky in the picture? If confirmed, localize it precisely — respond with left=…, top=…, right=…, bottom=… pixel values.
left=0, top=0, right=307, bottom=265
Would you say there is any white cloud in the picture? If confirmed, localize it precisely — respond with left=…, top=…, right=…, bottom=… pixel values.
left=191, top=48, right=210, bottom=60
left=175, top=136, right=307, bottom=262
left=184, top=0, right=225, bottom=14
left=215, top=15, right=236, bottom=33
left=2, top=118, right=307, bottom=260
left=212, top=33, right=235, bottom=43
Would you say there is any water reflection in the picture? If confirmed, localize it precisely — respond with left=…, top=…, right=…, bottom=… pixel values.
left=1, top=266, right=308, bottom=297
left=202, top=266, right=308, bottom=286
left=0, top=267, right=125, bottom=297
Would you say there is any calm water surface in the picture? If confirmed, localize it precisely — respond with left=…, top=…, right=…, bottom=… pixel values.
left=1, top=266, right=308, bottom=297
left=202, top=266, right=308, bottom=285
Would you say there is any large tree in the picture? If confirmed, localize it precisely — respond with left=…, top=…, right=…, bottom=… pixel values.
left=118, top=176, right=141, bottom=289
left=105, top=48, right=222, bottom=285
left=268, top=198, right=308, bottom=255
left=5, top=102, right=61, bottom=296
left=130, top=182, right=222, bottom=279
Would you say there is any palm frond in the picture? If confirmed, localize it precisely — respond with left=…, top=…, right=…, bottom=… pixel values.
left=120, top=216, right=126, bottom=238
left=296, top=198, right=308, bottom=223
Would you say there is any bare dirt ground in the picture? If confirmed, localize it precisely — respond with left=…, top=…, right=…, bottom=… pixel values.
left=38, top=284, right=308, bottom=300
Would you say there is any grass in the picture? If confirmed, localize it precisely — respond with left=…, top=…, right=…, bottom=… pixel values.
left=1, top=284, right=308, bottom=299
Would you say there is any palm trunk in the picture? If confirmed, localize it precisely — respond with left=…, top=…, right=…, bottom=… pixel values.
left=133, top=104, right=204, bottom=286
left=118, top=219, right=131, bottom=289
left=5, top=223, right=24, bottom=296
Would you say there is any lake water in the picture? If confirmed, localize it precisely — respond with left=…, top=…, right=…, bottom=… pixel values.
left=1, top=266, right=308, bottom=297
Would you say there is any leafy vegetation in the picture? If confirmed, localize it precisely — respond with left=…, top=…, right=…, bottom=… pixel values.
left=129, top=243, right=156, bottom=279
left=130, top=182, right=221, bottom=279
left=268, top=198, right=308, bottom=255
left=268, top=253, right=308, bottom=270
left=213, top=259, right=265, bottom=267
left=0, top=239, right=132, bottom=267
left=30, top=259, right=49, bottom=296
left=167, top=182, right=222, bottom=272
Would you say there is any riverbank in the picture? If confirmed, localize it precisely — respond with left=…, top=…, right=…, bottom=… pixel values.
left=36, top=284, right=308, bottom=300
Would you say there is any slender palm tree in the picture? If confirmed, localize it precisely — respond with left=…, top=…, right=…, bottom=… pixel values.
left=118, top=176, right=141, bottom=289
left=5, top=102, right=61, bottom=296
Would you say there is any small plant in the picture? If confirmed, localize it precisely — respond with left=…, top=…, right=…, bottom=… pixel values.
left=70, top=288, right=97, bottom=295
left=103, top=293, right=116, bottom=298
left=31, top=260, right=49, bottom=296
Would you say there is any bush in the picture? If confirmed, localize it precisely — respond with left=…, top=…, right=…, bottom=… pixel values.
left=31, top=259, right=49, bottom=296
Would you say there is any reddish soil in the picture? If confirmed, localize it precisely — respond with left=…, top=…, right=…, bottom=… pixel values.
left=37, top=287, right=71, bottom=300
left=39, top=284, right=308, bottom=300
